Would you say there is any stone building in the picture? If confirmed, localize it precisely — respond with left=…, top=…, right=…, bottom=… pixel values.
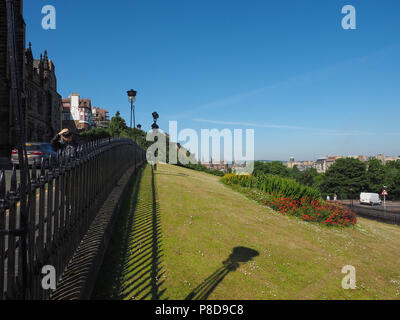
left=24, top=45, right=62, bottom=142
left=0, top=0, right=62, bottom=164
left=92, top=107, right=110, bottom=128
left=315, top=157, right=327, bottom=173
left=0, top=0, right=25, bottom=163
left=202, top=159, right=229, bottom=172
left=62, top=93, right=93, bottom=132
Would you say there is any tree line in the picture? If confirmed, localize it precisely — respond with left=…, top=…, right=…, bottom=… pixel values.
left=79, top=111, right=153, bottom=151
left=253, top=158, right=400, bottom=200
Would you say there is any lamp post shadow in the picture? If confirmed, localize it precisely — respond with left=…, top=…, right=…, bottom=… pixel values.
left=185, top=246, right=259, bottom=300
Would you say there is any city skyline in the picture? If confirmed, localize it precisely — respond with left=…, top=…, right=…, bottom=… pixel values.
left=272, top=153, right=400, bottom=162
left=23, top=0, right=400, bottom=160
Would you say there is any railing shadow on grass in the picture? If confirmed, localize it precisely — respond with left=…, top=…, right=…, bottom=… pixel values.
left=91, top=165, right=166, bottom=300
left=185, top=247, right=259, bottom=300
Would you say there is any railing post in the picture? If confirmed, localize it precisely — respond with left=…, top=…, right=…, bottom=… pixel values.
left=28, top=160, right=38, bottom=299
left=52, top=152, right=61, bottom=280
left=38, top=158, right=48, bottom=299
left=6, top=165, right=17, bottom=298
left=0, top=170, right=7, bottom=300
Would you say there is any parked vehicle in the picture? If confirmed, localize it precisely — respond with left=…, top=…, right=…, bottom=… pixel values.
left=360, top=192, right=382, bottom=206
left=11, top=143, right=56, bottom=167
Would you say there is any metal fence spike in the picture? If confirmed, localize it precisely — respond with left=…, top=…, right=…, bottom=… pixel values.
left=50, top=154, right=55, bottom=169
left=0, top=169, right=6, bottom=198
left=40, top=157, right=46, bottom=177
left=56, top=150, right=61, bottom=165
left=31, top=160, right=37, bottom=182
left=10, top=165, right=17, bottom=194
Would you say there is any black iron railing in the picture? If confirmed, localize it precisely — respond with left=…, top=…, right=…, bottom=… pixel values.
left=0, top=138, right=146, bottom=299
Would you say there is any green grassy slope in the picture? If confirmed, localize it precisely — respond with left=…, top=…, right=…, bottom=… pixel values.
left=93, top=163, right=400, bottom=300
left=156, top=164, right=400, bottom=300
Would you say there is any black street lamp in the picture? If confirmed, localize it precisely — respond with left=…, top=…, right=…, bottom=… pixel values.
left=127, top=89, right=137, bottom=170
left=152, top=112, right=159, bottom=129
left=151, top=112, right=159, bottom=170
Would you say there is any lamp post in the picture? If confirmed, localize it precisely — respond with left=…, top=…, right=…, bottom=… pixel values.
left=127, top=89, right=137, bottom=170
left=151, top=112, right=159, bottom=170
left=152, top=112, right=159, bottom=128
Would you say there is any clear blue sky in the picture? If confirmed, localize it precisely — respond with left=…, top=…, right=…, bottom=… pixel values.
left=24, top=0, right=400, bottom=160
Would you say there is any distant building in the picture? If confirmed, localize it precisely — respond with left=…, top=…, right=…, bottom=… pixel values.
left=92, top=107, right=110, bottom=128
left=375, top=154, right=385, bottom=163
left=62, top=93, right=93, bottom=132
left=286, top=157, right=314, bottom=171
left=315, top=157, right=327, bottom=173
left=325, top=156, right=337, bottom=171
left=202, top=159, right=228, bottom=172
left=384, top=156, right=400, bottom=163
left=285, top=153, right=399, bottom=174
left=287, top=156, right=295, bottom=168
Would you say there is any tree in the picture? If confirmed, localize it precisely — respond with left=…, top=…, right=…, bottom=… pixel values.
left=321, top=158, right=367, bottom=199
left=365, top=158, right=385, bottom=193
left=298, top=167, right=319, bottom=187
left=253, top=161, right=290, bottom=177
left=79, top=127, right=111, bottom=141
left=107, top=111, right=127, bottom=137
left=313, top=174, right=324, bottom=191
left=290, top=165, right=301, bottom=181
left=386, top=160, right=400, bottom=171
left=384, top=163, right=400, bottom=200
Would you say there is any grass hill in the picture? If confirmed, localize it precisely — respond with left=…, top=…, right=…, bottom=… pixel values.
left=93, top=163, right=400, bottom=300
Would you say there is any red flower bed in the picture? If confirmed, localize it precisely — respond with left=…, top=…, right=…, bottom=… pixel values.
left=247, top=191, right=357, bottom=227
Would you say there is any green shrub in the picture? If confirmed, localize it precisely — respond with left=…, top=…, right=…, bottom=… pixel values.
left=221, top=173, right=321, bottom=200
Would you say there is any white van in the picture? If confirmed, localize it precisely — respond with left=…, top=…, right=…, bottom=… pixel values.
left=360, top=193, right=382, bottom=206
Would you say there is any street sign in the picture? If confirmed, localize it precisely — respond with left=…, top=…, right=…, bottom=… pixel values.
left=381, top=190, right=388, bottom=196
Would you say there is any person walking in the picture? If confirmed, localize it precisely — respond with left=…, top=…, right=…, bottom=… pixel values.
left=51, top=128, right=78, bottom=158
left=326, top=195, right=331, bottom=202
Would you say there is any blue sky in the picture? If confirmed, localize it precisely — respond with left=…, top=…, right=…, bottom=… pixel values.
left=24, top=0, right=400, bottom=160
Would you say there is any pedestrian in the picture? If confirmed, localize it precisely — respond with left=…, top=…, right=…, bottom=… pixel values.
left=326, top=195, right=331, bottom=202
left=334, top=194, right=337, bottom=202
left=51, top=128, right=78, bottom=158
